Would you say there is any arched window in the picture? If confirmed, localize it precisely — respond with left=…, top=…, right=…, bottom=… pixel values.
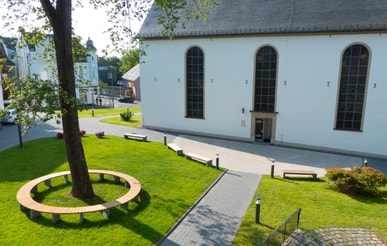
left=186, top=46, right=204, bottom=118
left=254, top=46, right=277, bottom=112
left=336, top=44, right=369, bottom=131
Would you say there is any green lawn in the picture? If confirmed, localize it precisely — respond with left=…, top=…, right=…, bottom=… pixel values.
left=0, top=136, right=222, bottom=245
left=100, top=115, right=142, bottom=128
left=77, top=106, right=141, bottom=118
left=233, top=175, right=387, bottom=245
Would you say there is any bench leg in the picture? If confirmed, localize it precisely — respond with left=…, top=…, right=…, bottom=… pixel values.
left=206, top=160, right=213, bottom=167
left=133, top=195, right=140, bottom=203
left=102, top=209, right=110, bottom=219
left=19, top=204, right=27, bottom=212
left=125, top=181, right=130, bottom=188
left=99, top=173, right=104, bottom=181
left=52, top=214, right=60, bottom=223
left=30, top=210, right=41, bottom=220
left=120, top=202, right=129, bottom=210
left=63, top=175, right=68, bottom=183
left=31, top=185, right=38, bottom=194
left=44, top=179, right=52, bottom=187
left=80, top=213, right=84, bottom=223
left=114, top=176, right=120, bottom=183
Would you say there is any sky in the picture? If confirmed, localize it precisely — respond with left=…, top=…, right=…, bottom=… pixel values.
left=0, top=2, right=146, bottom=57
left=72, top=2, right=145, bottom=56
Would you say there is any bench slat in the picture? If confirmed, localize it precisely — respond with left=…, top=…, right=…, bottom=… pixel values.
left=167, top=143, right=184, bottom=156
left=282, top=170, right=317, bottom=179
left=185, top=152, right=212, bottom=166
left=124, top=133, right=147, bottom=141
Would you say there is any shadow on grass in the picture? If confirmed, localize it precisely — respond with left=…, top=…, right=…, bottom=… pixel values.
left=152, top=195, right=189, bottom=218
left=270, top=176, right=325, bottom=184
left=324, top=182, right=387, bottom=204
left=0, top=139, right=68, bottom=182
left=281, top=177, right=325, bottom=183
left=32, top=180, right=129, bottom=205
left=347, top=190, right=387, bottom=204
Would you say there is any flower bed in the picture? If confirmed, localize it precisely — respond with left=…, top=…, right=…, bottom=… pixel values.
left=95, top=131, right=104, bottom=138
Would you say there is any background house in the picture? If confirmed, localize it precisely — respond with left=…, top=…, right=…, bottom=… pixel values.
left=16, top=37, right=99, bottom=105
left=0, top=36, right=17, bottom=109
left=137, top=0, right=387, bottom=159
left=98, top=59, right=118, bottom=86
left=122, top=64, right=141, bottom=101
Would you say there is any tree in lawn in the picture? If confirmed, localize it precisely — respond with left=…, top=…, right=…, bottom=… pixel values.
left=40, top=1, right=94, bottom=198
left=2, top=0, right=218, bottom=199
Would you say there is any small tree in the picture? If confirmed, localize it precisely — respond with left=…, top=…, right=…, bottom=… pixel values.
left=120, top=108, right=134, bottom=122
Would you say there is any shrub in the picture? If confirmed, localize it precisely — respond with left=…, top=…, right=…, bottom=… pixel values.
left=120, top=108, right=134, bottom=122
left=326, top=166, right=386, bottom=195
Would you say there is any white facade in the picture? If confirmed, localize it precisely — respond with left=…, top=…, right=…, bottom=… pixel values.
left=140, top=33, right=387, bottom=158
left=16, top=37, right=99, bottom=104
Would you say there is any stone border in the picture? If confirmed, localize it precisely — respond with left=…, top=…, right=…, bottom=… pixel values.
left=16, top=169, right=141, bottom=223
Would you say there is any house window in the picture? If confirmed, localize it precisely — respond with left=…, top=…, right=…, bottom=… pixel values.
left=335, top=44, right=369, bottom=131
left=254, top=46, right=277, bottom=112
left=186, top=46, right=204, bottom=118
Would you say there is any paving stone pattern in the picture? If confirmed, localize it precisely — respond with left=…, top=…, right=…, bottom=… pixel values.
left=286, top=228, right=386, bottom=246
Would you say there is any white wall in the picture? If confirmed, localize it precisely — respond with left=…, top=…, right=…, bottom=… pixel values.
left=141, top=33, right=387, bottom=158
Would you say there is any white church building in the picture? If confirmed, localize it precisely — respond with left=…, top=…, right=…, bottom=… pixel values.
left=137, top=0, right=387, bottom=159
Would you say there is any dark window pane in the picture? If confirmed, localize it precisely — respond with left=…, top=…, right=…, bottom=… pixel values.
left=336, top=45, right=368, bottom=131
left=254, top=46, right=277, bottom=112
left=186, top=47, right=204, bottom=118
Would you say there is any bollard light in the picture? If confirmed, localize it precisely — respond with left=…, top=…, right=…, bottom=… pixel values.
left=271, top=160, right=275, bottom=178
left=164, top=134, right=167, bottom=145
left=216, top=154, right=219, bottom=170
left=255, top=197, right=261, bottom=223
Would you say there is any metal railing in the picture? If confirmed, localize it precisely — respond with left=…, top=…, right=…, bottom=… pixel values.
left=259, top=208, right=302, bottom=246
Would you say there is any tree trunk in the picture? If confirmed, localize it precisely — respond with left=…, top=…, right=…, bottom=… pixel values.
left=40, top=0, right=94, bottom=199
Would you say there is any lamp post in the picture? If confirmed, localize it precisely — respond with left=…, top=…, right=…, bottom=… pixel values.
left=255, top=197, right=261, bottom=223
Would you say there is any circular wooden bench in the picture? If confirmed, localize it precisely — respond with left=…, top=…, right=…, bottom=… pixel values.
left=16, top=169, right=141, bottom=223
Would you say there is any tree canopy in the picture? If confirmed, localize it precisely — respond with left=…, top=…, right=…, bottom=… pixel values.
left=1, top=0, right=218, bottom=199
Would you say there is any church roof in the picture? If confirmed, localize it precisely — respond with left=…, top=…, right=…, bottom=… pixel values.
left=137, top=0, right=387, bottom=39
left=122, top=64, right=140, bottom=82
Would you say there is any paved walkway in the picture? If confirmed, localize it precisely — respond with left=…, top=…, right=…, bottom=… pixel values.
left=1, top=115, right=386, bottom=245
left=158, top=170, right=262, bottom=246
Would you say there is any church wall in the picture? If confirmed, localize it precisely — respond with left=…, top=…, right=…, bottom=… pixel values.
left=140, top=33, right=387, bottom=158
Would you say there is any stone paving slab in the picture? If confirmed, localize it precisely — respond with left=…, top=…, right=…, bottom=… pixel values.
left=287, top=228, right=386, bottom=246
left=158, top=170, right=262, bottom=246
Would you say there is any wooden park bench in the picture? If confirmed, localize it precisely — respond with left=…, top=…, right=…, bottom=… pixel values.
left=167, top=143, right=183, bottom=156
left=16, top=170, right=141, bottom=224
left=124, top=133, right=147, bottom=141
left=185, top=152, right=213, bottom=166
left=282, top=170, right=317, bottom=179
